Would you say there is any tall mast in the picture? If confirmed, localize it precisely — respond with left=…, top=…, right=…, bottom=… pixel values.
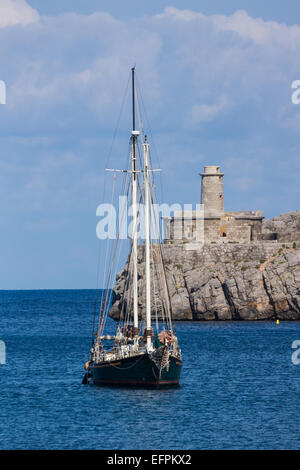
left=143, top=137, right=152, bottom=350
left=131, top=67, right=139, bottom=338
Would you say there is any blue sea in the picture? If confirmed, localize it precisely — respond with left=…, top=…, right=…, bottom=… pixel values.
left=0, top=289, right=299, bottom=450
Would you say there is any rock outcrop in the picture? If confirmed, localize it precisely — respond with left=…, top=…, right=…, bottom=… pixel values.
left=262, top=211, right=300, bottom=241
left=110, top=213, right=300, bottom=321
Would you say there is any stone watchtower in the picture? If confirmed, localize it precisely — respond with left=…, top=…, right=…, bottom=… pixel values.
left=164, top=165, right=264, bottom=243
left=200, top=166, right=224, bottom=214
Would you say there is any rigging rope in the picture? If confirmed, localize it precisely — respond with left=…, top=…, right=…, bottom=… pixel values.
left=92, top=71, right=131, bottom=341
left=93, top=69, right=176, bottom=350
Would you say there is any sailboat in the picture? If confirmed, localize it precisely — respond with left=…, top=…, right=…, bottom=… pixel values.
left=83, top=68, right=182, bottom=387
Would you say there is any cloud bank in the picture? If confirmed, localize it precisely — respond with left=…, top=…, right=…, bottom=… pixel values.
left=0, top=0, right=39, bottom=28
left=0, top=1, right=300, bottom=287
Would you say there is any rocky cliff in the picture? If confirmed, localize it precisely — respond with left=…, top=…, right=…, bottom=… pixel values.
left=110, top=212, right=300, bottom=321
left=262, top=211, right=300, bottom=241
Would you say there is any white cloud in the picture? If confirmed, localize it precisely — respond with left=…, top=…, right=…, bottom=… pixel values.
left=0, top=6, right=300, bottom=218
left=159, top=7, right=300, bottom=49
left=1, top=6, right=300, bottom=287
left=155, top=6, right=204, bottom=22
left=2, top=6, right=299, bottom=119
left=191, top=96, right=229, bottom=123
left=211, top=9, right=300, bottom=48
left=0, top=0, right=39, bottom=28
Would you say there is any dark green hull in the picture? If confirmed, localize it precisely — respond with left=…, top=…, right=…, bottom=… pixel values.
left=89, top=353, right=182, bottom=387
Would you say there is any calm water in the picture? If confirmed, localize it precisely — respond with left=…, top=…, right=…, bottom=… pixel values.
left=0, top=289, right=299, bottom=450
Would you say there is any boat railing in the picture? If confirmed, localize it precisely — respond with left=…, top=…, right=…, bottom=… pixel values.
left=92, top=339, right=181, bottom=364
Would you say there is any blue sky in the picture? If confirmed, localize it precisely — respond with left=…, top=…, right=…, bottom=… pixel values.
left=0, top=0, right=300, bottom=289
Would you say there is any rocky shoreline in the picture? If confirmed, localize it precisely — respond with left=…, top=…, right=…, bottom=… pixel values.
left=109, top=212, right=300, bottom=321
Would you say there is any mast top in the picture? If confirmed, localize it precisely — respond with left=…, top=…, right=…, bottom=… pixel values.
left=131, top=67, right=136, bottom=133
